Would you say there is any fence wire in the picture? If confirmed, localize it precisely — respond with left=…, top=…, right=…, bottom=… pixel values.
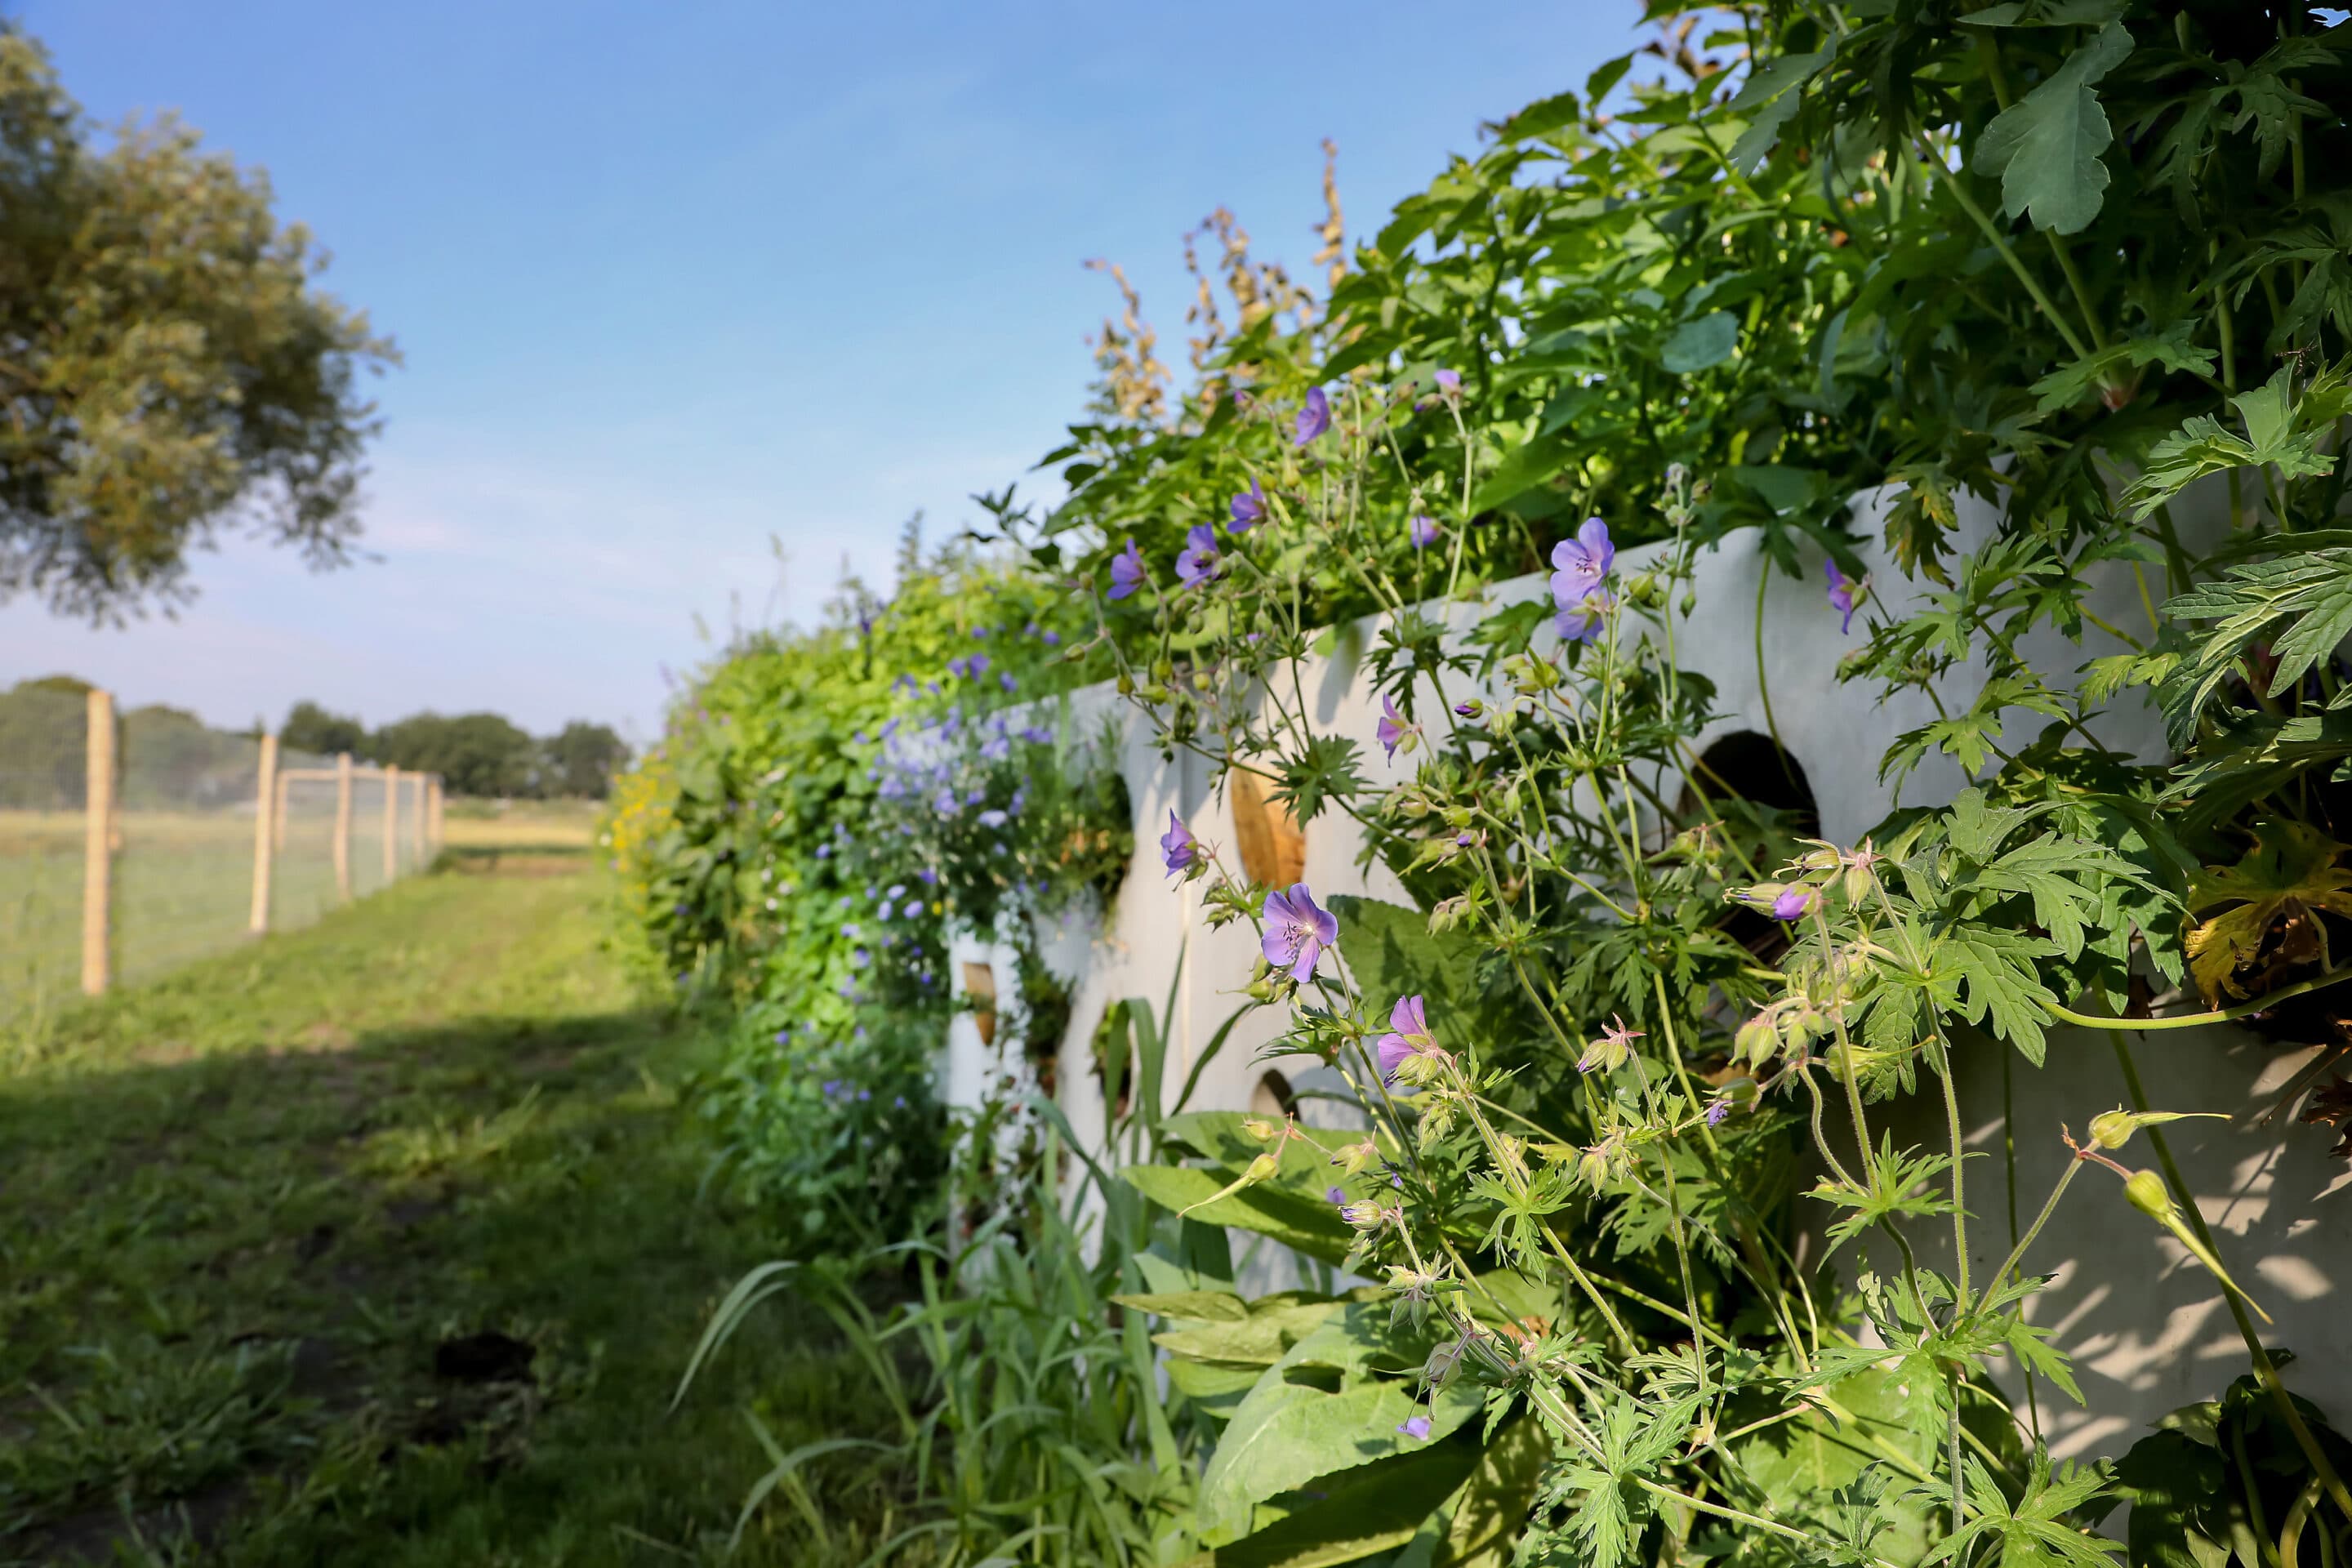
left=0, top=685, right=438, bottom=1025
left=0, top=685, right=90, bottom=1021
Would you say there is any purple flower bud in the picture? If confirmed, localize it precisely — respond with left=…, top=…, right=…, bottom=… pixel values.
left=1109, top=537, right=1148, bottom=600
left=1433, top=368, right=1461, bottom=399
left=1555, top=590, right=1610, bottom=644
left=1826, top=560, right=1867, bottom=635
left=1326, top=1186, right=1348, bottom=1206
left=1376, top=693, right=1417, bottom=760
left=1408, top=515, right=1440, bottom=550
left=1396, top=1414, right=1432, bottom=1441
left=1771, top=884, right=1819, bottom=921
left=1375, top=995, right=1435, bottom=1086
left=1295, top=386, right=1332, bottom=446
left=1230, top=479, right=1267, bottom=533
left=1160, top=811, right=1198, bottom=876
left=1042, top=629, right=1060, bottom=646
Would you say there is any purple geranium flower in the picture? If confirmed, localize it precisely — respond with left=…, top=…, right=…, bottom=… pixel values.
left=1376, top=694, right=1417, bottom=760
left=1556, top=590, right=1610, bottom=644
left=1408, top=515, right=1440, bottom=550
left=978, top=808, right=1009, bottom=828
left=903, top=899, right=925, bottom=919
left=1433, top=368, right=1460, bottom=399
left=1375, top=995, right=1435, bottom=1085
left=1041, top=629, right=1060, bottom=646
left=1549, top=517, right=1615, bottom=608
left=1262, top=883, right=1339, bottom=982
left=1175, top=523, right=1221, bottom=586
left=1294, top=386, right=1331, bottom=447
left=1160, top=811, right=1198, bottom=876
left=1109, top=537, right=1148, bottom=600
left=1705, top=1098, right=1733, bottom=1127
left=1230, top=479, right=1267, bottom=533
left=1397, top=1414, right=1432, bottom=1441
left=1771, top=884, right=1819, bottom=921
left=1826, top=560, right=1865, bottom=635
left=1326, top=1186, right=1348, bottom=1207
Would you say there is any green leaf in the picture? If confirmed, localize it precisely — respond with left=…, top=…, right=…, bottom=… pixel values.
left=1120, top=1165, right=1357, bottom=1266
left=1467, top=433, right=1579, bottom=513
left=1110, top=1290, right=1249, bottom=1323
left=2123, top=367, right=2352, bottom=522
left=1661, top=312, right=1739, bottom=374
left=2114, top=1430, right=2230, bottom=1568
left=1197, top=1307, right=1482, bottom=1540
left=2183, top=819, right=2352, bottom=1000
left=2158, top=539, right=2352, bottom=743
left=1211, top=1437, right=1483, bottom=1568
left=1155, top=1296, right=1348, bottom=1367
left=1971, top=22, right=2134, bottom=234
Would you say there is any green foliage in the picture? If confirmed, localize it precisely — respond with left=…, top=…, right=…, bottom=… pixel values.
left=653, top=3, right=2352, bottom=1562
left=0, top=22, right=395, bottom=621
left=608, top=523, right=1128, bottom=1250
left=372, top=710, right=542, bottom=796
left=278, top=698, right=368, bottom=758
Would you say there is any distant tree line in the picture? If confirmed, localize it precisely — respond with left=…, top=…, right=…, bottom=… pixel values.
left=0, top=677, right=629, bottom=808
left=281, top=701, right=629, bottom=799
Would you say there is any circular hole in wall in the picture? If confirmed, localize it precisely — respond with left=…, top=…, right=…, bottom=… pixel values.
left=1679, top=730, right=1820, bottom=839
left=1250, top=1069, right=1298, bottom=1121
left=1678, top=731, right=1820, bottom=964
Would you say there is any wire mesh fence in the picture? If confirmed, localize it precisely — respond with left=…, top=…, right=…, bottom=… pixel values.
left=0, top=684, right=443, bottom=1025
left=0, top=684, right=91, bottom=1022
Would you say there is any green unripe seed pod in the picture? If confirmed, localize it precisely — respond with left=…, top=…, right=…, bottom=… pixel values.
left=2088, top=1109, right=2137, bottom=1149
left=2123, top=1168, right=2175, bottom=1222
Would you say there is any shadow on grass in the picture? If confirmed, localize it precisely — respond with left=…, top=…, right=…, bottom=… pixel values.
left=0, top=1002, right=912, bottom=1567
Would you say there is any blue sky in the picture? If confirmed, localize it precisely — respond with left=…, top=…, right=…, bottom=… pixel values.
left=2, top=1, right=1629, bottom=741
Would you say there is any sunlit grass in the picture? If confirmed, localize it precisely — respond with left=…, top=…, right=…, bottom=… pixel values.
left=0, top=861, right=898, bottom=1566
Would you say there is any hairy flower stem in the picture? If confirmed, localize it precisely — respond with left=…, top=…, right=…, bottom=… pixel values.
left=1973, top=1157, right=2083, bottom=1319
left=2109, top=1031, right=2352, bottom=1524
left=2050, top=964, right=2352, bottom=1031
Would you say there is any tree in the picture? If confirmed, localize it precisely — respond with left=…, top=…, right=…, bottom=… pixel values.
left=0, top=23, right=396, bottom=621
left=541, top=720, right=629, bottom=799
left=280, top=699, right=367, bottom=759
left=371, top=711, right=538, bottom=798
left=0, top=674, right=92, bottom=806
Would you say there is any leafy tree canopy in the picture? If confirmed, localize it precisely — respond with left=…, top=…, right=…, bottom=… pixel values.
left=0, top=22, right=396, bottom=621
left=279, top=699, right=367, bottom=758
left=541, top=720, right=629, bottom=800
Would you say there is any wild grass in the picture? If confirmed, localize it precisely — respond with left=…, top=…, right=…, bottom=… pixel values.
left=0, top=853, right=901, bottom=1566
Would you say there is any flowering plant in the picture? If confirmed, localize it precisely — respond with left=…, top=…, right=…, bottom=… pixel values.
left=1037, top=8, right=2352, bottom=1559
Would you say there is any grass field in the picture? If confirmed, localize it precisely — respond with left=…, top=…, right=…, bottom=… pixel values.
left=0, top=851, right=899, bottom=1566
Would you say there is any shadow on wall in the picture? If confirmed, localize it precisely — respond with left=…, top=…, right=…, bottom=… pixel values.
left=1857, top=1022, right=2350, bottom=1451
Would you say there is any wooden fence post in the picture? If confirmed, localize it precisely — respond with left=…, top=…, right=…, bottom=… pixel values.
left=82, top=688, right=114, bottom=996
left=333, top=753, right=354, bottom=898
left=383, top=764, right=401, bottom=883
left=249, top=732, right=278, bottom=934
